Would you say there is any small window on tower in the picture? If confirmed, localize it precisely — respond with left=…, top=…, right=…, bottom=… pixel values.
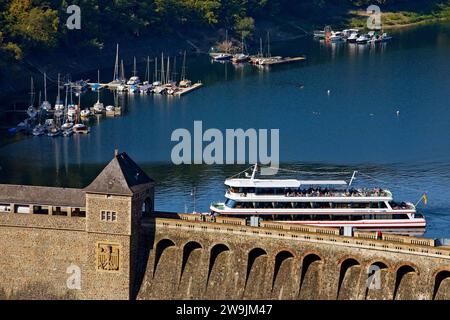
left=101, top=210, right=117, bottom=222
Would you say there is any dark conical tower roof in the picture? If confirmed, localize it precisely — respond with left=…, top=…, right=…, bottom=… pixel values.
left=84, top=152, right=154, bottom=196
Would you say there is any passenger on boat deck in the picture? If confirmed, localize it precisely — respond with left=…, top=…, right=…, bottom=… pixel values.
left=283, top=187, right=385, bottom=197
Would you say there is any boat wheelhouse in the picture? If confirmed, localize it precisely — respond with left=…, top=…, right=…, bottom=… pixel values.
left=210, top=165, right=426, bottom=235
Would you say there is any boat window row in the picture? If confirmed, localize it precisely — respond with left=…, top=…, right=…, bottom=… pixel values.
left=221, top=213, right=411, bottom=221
left=224, top=199, right=388, bottom=209
left=228, top=187, right=389, bottom=197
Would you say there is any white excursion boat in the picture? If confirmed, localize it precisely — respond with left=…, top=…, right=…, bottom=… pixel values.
left=210, top=165, right=426, bottom=235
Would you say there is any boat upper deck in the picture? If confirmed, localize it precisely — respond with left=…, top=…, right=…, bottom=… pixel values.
left=226, top=187, right=393, bottom=201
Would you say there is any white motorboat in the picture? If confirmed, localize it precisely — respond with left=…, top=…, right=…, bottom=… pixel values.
left=346, top=32, right=359, bottom=43
left=80, top=108, right=92, bottom=118
left=356, top=35, right=370, bottom=44
left=329, top=32, right=344, bottom=42
left=32, top=124, right=45, bottom=136
left=61, top=122, right=74, bottom=130
left=41, top=72, right=51, bottom=111
left=381, top=32, right=393, bottom=42
left=213, top=53, right=233, bottom=61
left=73, top=123, right=90, bottom=134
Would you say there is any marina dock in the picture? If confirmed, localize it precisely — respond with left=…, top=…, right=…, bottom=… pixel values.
left=259, top=56, right=306, bottom=65
left=174, top=82, right=203, bottom=96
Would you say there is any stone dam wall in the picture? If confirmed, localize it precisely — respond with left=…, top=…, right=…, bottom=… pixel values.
left=137, top=216, right=450, bottom=300
left=1, top=212, right=450, bottom=299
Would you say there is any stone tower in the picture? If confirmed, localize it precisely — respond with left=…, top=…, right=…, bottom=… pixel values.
left=83, top=151, right=154, bottom=299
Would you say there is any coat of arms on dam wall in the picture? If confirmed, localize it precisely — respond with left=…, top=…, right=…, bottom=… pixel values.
left=97, top=243, right=120, bottom=272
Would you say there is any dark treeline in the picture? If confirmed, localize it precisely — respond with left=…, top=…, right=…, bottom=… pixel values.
left=0, top=0, right=447, bottom=63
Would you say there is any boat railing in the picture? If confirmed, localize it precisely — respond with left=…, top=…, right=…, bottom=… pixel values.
left=227, top=188, right=391, bottom=198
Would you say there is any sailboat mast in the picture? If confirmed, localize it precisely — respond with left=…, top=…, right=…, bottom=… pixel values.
left=267, top=31, right=271, bottom=58
left=120, top=59, right=125, bottom=82
left=259, top=38, right=263, bottom=58
left=161, top=53, right=165, bottom=84
left=181, top=51, right=186, bottom=81
left=225, top=29, right=228, bottom=53
left=43, top=72, right=47, bottom=101
left=146, top=56, right=150, bottom=83
left=133, top=57, right=137, bottom=77
left=29, top=77, right=35, bottom=106
left=56, top=73, right=61, bottom=102
left=97, top=70, right=100, bottom=102
left=113, top=43, right=119, bottom=81
left=166, top=56, right=170, bottom=83
left=154, top=57, right=158, bottom=82
left=172, top=56, right=177, bottom=83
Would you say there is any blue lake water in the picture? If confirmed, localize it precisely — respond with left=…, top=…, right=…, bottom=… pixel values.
left=0, top=23, right=450, bottom=238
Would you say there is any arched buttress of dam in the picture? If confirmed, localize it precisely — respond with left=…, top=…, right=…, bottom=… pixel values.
left=337, top=258, right=362, bottom=300
left=149, top=238, right=179, bottom=299
left=364, top=261, right=389, bottom=300
left=298, top=253, right=324, bottom=300
left=177, top=241, right=204, bottom=299
left=243, top=248, right=269, bottom=299
left=205, top=243, right=232, bottom=299
left=271, top=250, right=298, bottom=299
left=433, top=270, right=450, bottom=300
left=153, top=239, right=176, bottom=277
left=393, top=264, right=418, bottom=300
left=180, top=241, right=203, bottom=281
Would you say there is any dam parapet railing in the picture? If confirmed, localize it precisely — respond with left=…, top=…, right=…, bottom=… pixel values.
left=148, top=212, right=450, bottom=259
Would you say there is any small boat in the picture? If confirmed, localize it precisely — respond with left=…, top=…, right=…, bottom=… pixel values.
left=128, top=84, right=139, bottom=93
left=32, top=124, right=45, bottom=136
left=356, top=35, right=370, bottom=44
left=381, top=32, right=393, bottom=42
left=67, top=105, right=77, bottom=122
left=47, top=126, right=61, bottom=137
left=54, top=73, right=64, bottom=110
left=62, top=129, right=73, bottom=137
left=232, top=53, right=250, bottom=63
left=116, top=84, right=127, bottom=93
left=93, top=70, right=104, bottom=113
left=16, top=121, right=29, bottom=132
left=80, top=108, right=92, bottom=118
left=342, top=29, right=359, bottom=37
left=313, top=30, right=326, bottom=39
left=54, top=109, right=64, bottom=118
left=213, top=53, right=233, bottom=61
left=73, top=123, right=90, bottom=134
left=27, top=77, right=37, bottom=118
left=153, top=85, right=166, bottom=94
left=127, top=77, right=141, bottom=86
left=329, top=32, right=344, bottom=42
left=41, top=72, right=51, bottom=111
left=105, top=105, right=115, bottom=116
left=127, top=57, right=141, bottom=85
left=346, top=32, right=359, bottom=43
left=27, top=106, right=37, bottom=118
left=61, top=122, right=74, bottom=130
left=93, top=101, right=104, bottom=114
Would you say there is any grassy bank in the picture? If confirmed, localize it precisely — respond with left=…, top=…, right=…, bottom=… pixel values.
left=349, top=3, right=450, bottom=30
